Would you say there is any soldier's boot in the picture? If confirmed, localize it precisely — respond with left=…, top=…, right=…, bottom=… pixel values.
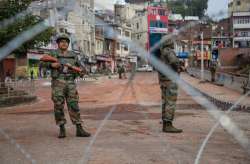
left=76, top=124, right=91, bottom=137
left=163, top=121, right=183, bottom=133
left=58, top=124, right=66, bottom=138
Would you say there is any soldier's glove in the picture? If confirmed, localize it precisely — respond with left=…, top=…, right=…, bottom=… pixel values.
left=79, top=68, right=88, bottom=78
left=51, top=63, right=61, bottom=69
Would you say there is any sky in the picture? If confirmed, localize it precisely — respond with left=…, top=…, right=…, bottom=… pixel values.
left=207, top=0, right=229, bottom=19
left=95, top=0, right=229, bottom=19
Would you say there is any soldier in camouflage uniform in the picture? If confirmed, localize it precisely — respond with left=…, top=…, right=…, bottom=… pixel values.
left=158, top=39, right=183, bottom=133
left=44, top=34, right=91, bottom=138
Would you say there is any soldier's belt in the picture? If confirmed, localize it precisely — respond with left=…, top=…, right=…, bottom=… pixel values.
left=57, top=74, right=75, bottom=81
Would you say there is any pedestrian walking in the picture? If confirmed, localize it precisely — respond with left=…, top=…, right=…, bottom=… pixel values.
left=4, top=69, right=12, bottom=84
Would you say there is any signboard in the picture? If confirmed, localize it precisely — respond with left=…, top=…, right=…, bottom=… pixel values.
left=212, top=49, right=219, bottom=60
left=127, top=56, right=137, bottom=63
left=192, top=40, right=211, bottom=45
left=196, top=51, right=211, bottom=60
left=177, top=52, right=189, bottom=59
left=147, top=6, right=169, bottom=50
left=96, top=55, right=112, bottom=62
left=149, top=27, right=168, bottom=33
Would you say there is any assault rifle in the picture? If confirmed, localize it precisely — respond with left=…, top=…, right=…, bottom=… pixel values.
left=40, top=54, right=83, bottom=73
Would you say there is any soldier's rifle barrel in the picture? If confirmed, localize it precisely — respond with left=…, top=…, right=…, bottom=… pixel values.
left=40, top=55, right=82, bottom=73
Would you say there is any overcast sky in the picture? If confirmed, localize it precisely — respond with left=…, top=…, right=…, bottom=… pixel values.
left=95, top=0, right=229, bottom=19
left=207, top=0, right=228, bottom=19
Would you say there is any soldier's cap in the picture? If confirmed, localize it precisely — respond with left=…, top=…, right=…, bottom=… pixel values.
left=56, top=34, right=70, bottom=44
left=164, top=39, right=175, bottom=46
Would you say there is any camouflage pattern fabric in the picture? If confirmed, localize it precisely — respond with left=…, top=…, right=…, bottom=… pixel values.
left=210, top=61, right=217, bottom=82
left=52, top=79, right=82, bottom=125
left=42, top=50, right=84, bottom=125
left=157, top=39, right=180, bottom=122
left=161, top=81, right=178, bottom=122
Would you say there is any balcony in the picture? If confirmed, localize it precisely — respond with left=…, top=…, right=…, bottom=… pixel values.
left=233, top=23, right=250, bottom=29
left=234, top=36, right=250, bottom=41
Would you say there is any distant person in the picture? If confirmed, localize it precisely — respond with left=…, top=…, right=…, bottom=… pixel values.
left=5, top=69, right=12, bottom=83
left=122, top=65, right=127, bottom=79
left=30, top=69, right=34, bottom=80
left=118, top=65, right=123, bottom=79
left=210, top=60, right=217, bottom=82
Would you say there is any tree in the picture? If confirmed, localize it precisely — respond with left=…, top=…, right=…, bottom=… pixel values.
left=167, top=0, right=208, bottom=18
left=0, top=0, right=55, bottom=82
left=0, top=0, right=55, bottom=57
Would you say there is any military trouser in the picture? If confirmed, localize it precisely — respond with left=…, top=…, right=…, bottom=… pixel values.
left=51, top=79, right=82, bottom=125
left=160, top=81, right=178, bottom=122
left=210, top=70, right=216, bottom=82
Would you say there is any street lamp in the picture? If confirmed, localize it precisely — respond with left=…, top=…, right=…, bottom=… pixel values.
left=201, top=32, right=205, bottom=82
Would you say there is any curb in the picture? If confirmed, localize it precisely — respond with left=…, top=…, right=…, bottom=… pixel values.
left=186, top=82, right=250, bottom=113
left=0, top=95, right=37, bottom=108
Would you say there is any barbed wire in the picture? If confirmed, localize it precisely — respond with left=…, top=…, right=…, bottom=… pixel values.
left=0, top=0, right=76, bottom=162
left=78, top=2, right=250, bottom=164
left=194, top=90, right=250, bottom=164
left=0, top=0, right=73, bottom=29
left=0, top=128, right=36, bottom=164
left=0, top=1, right=249, bottom=164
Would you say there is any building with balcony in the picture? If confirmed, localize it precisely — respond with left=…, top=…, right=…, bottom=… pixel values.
left=232, top=11, right=250, bottom=48
left=228, top=0, right=250, bottom=16
left=67, top=0, right=95, bottom=57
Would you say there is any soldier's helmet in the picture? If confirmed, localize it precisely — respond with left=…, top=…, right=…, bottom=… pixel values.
left=162, top=39, right=175, bottom=49
left=56, top=33, right=70, bottom=44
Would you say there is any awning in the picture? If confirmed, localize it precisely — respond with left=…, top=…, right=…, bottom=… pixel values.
left=96, top=55, right=112, bottom=62
left=234, top=37, right=250, bottom=41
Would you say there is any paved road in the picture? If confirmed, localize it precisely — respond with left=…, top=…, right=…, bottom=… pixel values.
left=0, top=72, right=249, bottom=164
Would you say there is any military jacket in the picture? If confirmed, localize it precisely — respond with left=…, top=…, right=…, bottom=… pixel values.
left=158, top=47, right=181, bottom=83
left=43, top=50, right=83, bottom=80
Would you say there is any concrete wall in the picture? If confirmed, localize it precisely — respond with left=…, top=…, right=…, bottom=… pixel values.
left=132, top=15, right=148, bottom=49
left=187, top=67, right=248, bottom=94
left=219, top=48, right=250, bottom=67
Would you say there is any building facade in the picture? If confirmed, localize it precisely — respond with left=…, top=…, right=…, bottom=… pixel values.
left=232, top=11, right=250, bottom=48
left=67, top=0, right=95, bottom=57
left=228, top=0, right=250, bottom=16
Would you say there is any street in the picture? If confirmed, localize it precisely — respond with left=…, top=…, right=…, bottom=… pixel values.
left=0, top=72, right=249, bottom=164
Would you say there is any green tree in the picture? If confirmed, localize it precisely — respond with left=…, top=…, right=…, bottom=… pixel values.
left=167, top=0, right=208, bottom=18
left=0, top=0, right=55, bottom=82
left=0, top=0, right=55, bottom=56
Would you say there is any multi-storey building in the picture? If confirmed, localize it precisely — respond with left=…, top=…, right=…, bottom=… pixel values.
left=228, top=0, right=250, bottom=16
left=114, top=2, right=136, bottom=68
left=232, top=11, right=250, bottom=48
left=67, top=0, right=95, bottom=57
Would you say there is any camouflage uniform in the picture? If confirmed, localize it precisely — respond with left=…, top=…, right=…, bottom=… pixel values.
left=210, top=61, right=217, bottom=82
left=46, top=50, right=83, bottom=125
left=158, top=39, right=181, bottom=123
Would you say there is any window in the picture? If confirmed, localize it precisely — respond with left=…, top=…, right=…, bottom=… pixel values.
left=236, top=0, right=241, bottom=6
left=150, top=21, right=167, bottom=28
left=59, top=28, right=64, bottom=33
left=124, top=45, right=128, bottom=51
left=116, top=43, right=120, bottom=50
left=137, top=34, right=140, bottom=40
left=136, top=22, right=139, bottom=29
left=125, top=31, right=130, bottom=37
left=117, top=29, right=121, bottom=35
left=126, top=23, right=131, bottom=27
